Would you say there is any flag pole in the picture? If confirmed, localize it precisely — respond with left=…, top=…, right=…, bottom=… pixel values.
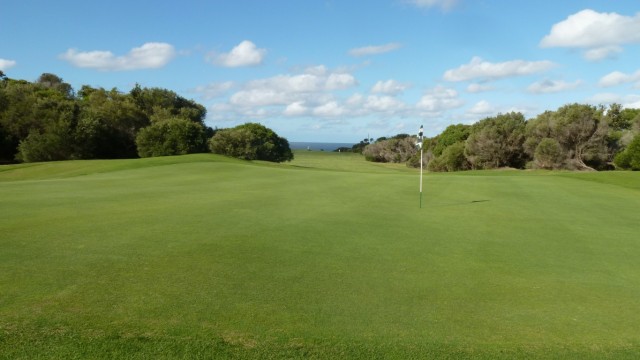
left=418, top=125, right=424, bottom=208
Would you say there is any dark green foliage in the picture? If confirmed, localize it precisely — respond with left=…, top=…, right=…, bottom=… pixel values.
left=37, top=73, right=74, bottom=98
left=17, top=129, right=72, bottom=162
left=0, top=122, right=13, bottom=163
left=136, top=118, right=207, bottom=157
left=130, top=84, right=206, bottom=124
left=607, top=104, right=640, bottom=131
left=75, top=86, right=149, bottom=159
left=432, top=124, right=470, bottom=157
left=614, top=134, right=640, bottom=170
left=1, top=78, right=79, bottom=162
left=351, top=136, right=374, bottom=153
left=465, top=112, right=527, bottom=169
left=208, top=123, right=293, bottom=162
left=427, top=141, right=469, bottom=172
left=0, top=74, right=209, bottom=162
left=533, top=138, right=564, bottom=169
left=334, top=147, right=352, bottom=152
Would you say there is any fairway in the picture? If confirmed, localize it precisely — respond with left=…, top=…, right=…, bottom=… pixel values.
left=1, top=152, right=640, bottom=359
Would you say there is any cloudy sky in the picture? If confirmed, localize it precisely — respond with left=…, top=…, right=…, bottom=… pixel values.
left=2, top=0, right=640, bottom=142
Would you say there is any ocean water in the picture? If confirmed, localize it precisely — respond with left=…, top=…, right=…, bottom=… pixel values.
left=289, top=142, right=355, bottom=151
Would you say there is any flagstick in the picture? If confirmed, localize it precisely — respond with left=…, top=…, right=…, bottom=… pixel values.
left=418, top=125, right=424, bottom=208
left=420, top=145, right=423, bottom=208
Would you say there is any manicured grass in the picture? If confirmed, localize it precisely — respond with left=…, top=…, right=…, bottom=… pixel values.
left=1, top=153, right=639, bottom=359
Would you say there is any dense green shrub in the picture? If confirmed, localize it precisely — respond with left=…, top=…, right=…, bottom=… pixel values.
left=614, top=134, right=640, bottom=170
left=208, top=123, right=293, bottom=162
left=136, top=118, right=206, bottom=157
left=465, top=112, right=527, bottom=169
left=431, top=124, right=470, bottom=157
left=428, top=141, right=469, bottom=172
left=17, top=129, right=72, bottom=162
left=533, top=138, right=564, bottom=169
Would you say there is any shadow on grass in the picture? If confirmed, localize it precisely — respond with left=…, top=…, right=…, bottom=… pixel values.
left=428, top=199, right=491, bottom=208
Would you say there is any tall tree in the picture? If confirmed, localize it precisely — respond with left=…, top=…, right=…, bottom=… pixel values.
left=76, top=86, right=148, bottom=159
left=465, top=112, right=527, bottom=169
left=525, top=104, right=609, bottom=170
left=130, top=84, right=206, bottom=124
left=0, top=76, right=77, bottom=162
left=36, top=73, right=74, bottom=99
left=554, top=103, right=608, bottom=170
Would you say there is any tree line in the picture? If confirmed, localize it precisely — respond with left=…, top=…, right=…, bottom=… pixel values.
left=0, top=72, right=292, bottom=164
left=363, top=103, right=640, bottom=171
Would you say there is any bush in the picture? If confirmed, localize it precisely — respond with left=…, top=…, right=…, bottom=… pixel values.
left=363, top=136, right=418, bottom=163
left=533, top=138, right=564, bottom=169
left=465, top=112, right=527, bottom=169
left=136, top=118, right=206, bottom=157
left=208, top=123, right=293, bottom=162
left=17, top=128, right=73, bottom=163
left=614, top=134, right=640, bottom=170
left=427, top=142, right=469, bottom=172
left=431, top=124, right=470, bottom=157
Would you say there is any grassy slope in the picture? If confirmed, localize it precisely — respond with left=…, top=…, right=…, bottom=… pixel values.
left=1, top=152, right=639, bottom=359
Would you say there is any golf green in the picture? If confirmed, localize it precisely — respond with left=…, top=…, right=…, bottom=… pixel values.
left=1, top=152, right=639, bottom=359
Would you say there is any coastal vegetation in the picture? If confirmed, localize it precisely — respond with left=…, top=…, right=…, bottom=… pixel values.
left=0, top=72, right=291, bottom=164
left=2, top=71, right=639, bottom=170
left=362, top=104, right=640, bottom=171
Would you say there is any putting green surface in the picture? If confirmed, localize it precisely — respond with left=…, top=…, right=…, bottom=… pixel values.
left=1, top=152, right=639, bottom=359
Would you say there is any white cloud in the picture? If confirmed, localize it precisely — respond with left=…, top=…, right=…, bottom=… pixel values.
left=210, top=40, right=266, bottom=67
left=60, top=42, right=176, bottom=71
left=599, top=70, right=640, bottom=88
left=205, top=66, right=445, bottom=124
left=540, top=9, right=640, bottom=60
left=466, top=83, right=493, bottom=93
left=443, top=56, right=556, bottom=82
left=0, top=58, right=17, bottom=71
left=584, top=46, right=623, bottom=61
left=229, top=89, right=290, bottom=107
left=416, top=86, right=464, bottom=116
left=363, top=95, right=407, bottom=113
left=225, top=66, right=357, bottom=109
left=458, top=102, right=535, bottom=122
left=625, top=96, right=640, bottom=108
left=304, top=65, right=328, bottom=76
left=371, top=79, right=408, bottom=95
left=193, top=81, right=235, bottom=100
left=283, top=102, right=308, bottom=117
left=326, top=73, right=358, bottom=90
left=405, top=0, right=458, bottom=11
left=349, top=43, right=402, bottom=57
left=313, top=101, right=346, bottom=117
left=346, top=93, right=365, bottom=106
left=588, top=93, right=640, bottom=108
left=467, top=100, right=495, bottom=116
left=527, top=79, right=582, bottom=94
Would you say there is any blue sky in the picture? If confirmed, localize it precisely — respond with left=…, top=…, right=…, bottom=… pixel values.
left=2, top=0, right=640, bottom=142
